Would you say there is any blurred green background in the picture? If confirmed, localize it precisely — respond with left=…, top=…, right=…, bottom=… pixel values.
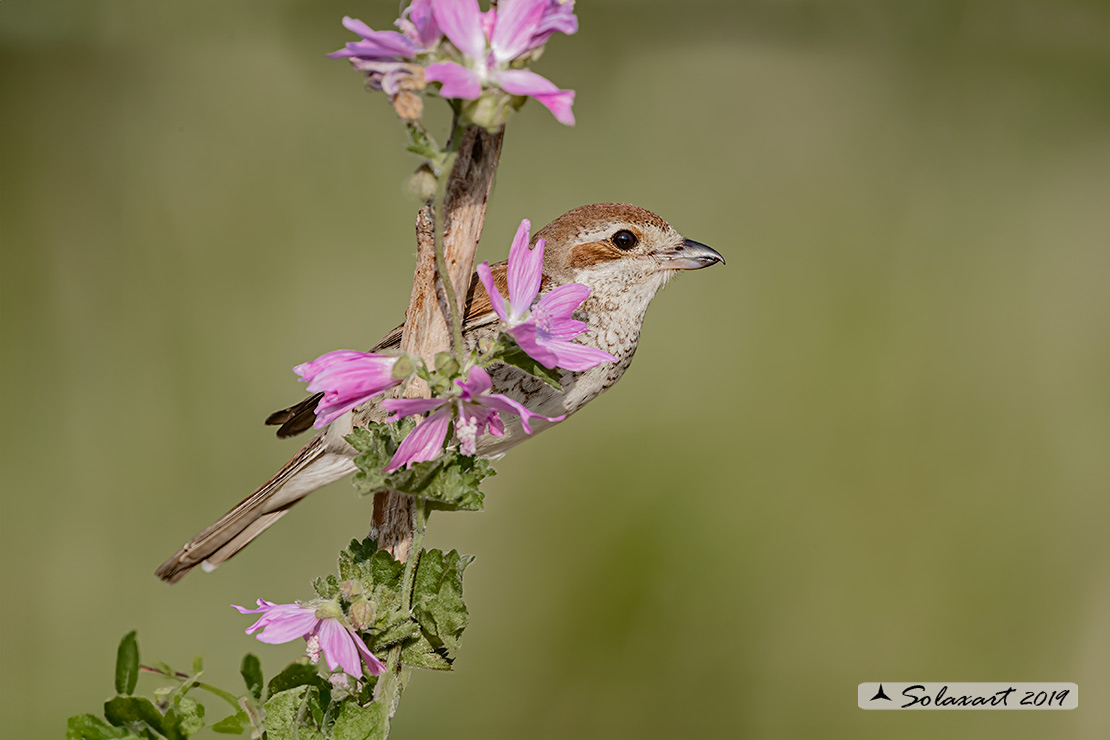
left=3, top=0, right=1109, bottom=737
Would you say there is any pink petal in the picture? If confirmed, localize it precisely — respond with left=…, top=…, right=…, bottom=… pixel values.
left=506, top=222, right=543, bottom=321
left=231, top=599, right=273, bottom=615
left=330, top=17, right=419, bottom=59
left=509, top=322, right=559, bottom=368
left=456, top=366, right=493, bottom=398
left=529, top=1, right=578, bottom=47
left=352, top=628, right=387, bottom=676
left=477, top=261, right=510, bottom=322
left=544, top=340, right=617, bottom=371
left=480, top=9, right=497, bottom=40
left=432, top=0, right=487, bottom=60
left=490, top=0, right=547, bottom=62
left=534, top=282, right=591, bottom=321
left=316, top=619, right=362, bottom=678
left=479, top=392, right=564, bottom=434
left=496, top=69, right=575, bottom=125
left=538, top=310, right=588, bottom=341
left=425, top=62, right=483, bottom=100
left=233, top=602, right=320, bottom=644
left=382, top=397, right=447, bottom=420
left=341, top=16, right=377, bottom=39
left=294, top=350, right=371, bottom=377
left=483, top=408, right=505, bottom=437
left=384, top=407, right=452, bottom=471
left=402, top=0, right=441, bottom=49
left=295, top=351, right=401, bottom=429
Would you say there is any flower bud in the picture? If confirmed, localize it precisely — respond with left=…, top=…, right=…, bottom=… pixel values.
left=349, top=599, right=376, bottom=630
left=393, top=91, right=423, bottom=122
left=405, top=164, right=438, bottom=202
left=392, top=354, right=416, bottom=380
left=340, top=580, right=363, bottom=600
left=434, top=352, right=460, bottom=378
left=463, top=92, right=513, bottom=131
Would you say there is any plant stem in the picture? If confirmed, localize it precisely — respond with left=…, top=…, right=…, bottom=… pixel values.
left=434, top=183, right=466, bottom=359
left=372, top=498, right=429, bottom=736
left=139, top=665, right=242, bottom=711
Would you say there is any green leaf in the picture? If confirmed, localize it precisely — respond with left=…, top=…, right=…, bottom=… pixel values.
left=164, top=696, right=205, bottom=738
left=262, top=685, right=325, bottom=740
left=405, top=126, right=440, bottom=161
left=347, top=423, right=493, bottom=511
left=103, top=696, right=164, bottom=739
left=330, top=701, right=387, bottom=740
left=411, top=549, right=473, bottom=658
left=210, top=711, right=248, bottom=735
left=367, top=614, right=420, bottom=651
left=114, top=631, right=140, bottom=695
left=498, top=344, right=562, bottom=390
left=266, top=663, right=331, bottom=710
left=313, top=573, right=339, bottom=600
left=240, top=653, right=263, bottom=701
left=66, top=714, right=129, bottom=740
left=399, top=633, right=452, bottom=670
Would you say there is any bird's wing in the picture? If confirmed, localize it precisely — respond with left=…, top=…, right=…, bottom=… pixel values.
left=265, top=262, right=510, bottom=438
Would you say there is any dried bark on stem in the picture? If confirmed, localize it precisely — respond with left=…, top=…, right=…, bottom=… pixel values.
left=369, top=126, right=504, bottom=561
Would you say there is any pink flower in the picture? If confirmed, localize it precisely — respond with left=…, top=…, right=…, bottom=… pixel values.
left=426, top=0, right=577, bottom=125
left=328, top=2, right=440, bottom=93
left=478, top=220, right=617, bottom=371
left=294, top=350, right=404, bottom=429
left=233, top=600, right=385, bottom=679
left=381, top=365, right=564, bottom=470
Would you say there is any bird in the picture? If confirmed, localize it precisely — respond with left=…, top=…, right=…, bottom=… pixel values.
left=155, top=203, right=723, bottom=582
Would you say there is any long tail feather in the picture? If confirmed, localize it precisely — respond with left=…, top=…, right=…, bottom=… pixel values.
left=155, top=434, right=354, bottom=583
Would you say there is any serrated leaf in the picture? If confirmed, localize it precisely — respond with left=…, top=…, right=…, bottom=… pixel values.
left=347, top=423, right=491, bottom=511
left=266, top=663, right=331, bottom=710
left=263, top=686, right=325, bottom=740
left=103, top=696, right=164, bottom=738
left=239, top=653, right=263, bottom=702
left=499, top=344, right=562, bottom=390
left=368, top=548, right=404, bottom=591
left=115, top=631, right=140, bottom=695
left=313, top=574, right=339, bottom=600
left=67, top=714, right=130, bottom=740
left=330, top=700, right=387, bottom=740
left=411, top=549, right=472, bottom=657
left=210, top=711, right=248, bottom=735
left=367, top=616, right=420, bottom=651
left=164, top=696, right=205, bottom=737
left=399, top=633, right=452, bottom=670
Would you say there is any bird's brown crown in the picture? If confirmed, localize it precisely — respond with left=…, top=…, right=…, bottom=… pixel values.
left=533, top=203, right=684, bottom=284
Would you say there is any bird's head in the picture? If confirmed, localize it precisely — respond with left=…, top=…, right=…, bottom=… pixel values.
left=535, top=203, right=723, bottom=303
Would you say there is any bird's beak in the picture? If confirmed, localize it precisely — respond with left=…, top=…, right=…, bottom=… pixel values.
left=654, top=238, right=725, bottom=270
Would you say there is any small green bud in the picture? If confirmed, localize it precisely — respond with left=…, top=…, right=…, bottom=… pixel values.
left=463, top=92, right=513, bottom=131
left=349, top=600, right=376, bottom=630
left=392, top=354, right=416, bottom=379
left=315, top=600, right=344, bottom=621
left=340, top=580, right=363, bottom=600
left=405, top=164, right=438, bottom=202
left=435, top=352, right=460, bottom=377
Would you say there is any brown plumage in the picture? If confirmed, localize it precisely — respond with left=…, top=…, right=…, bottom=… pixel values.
left=155, top=204, right=722, bottom=583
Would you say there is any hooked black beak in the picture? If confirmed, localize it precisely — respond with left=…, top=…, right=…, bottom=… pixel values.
left=655, top=238, right=725, bottom=270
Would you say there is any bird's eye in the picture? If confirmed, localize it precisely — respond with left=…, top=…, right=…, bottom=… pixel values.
left=612, top=230, right=638, bottom=250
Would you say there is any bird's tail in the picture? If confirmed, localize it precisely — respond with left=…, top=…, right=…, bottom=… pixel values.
left=155, top=434, right=356, bottom=583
